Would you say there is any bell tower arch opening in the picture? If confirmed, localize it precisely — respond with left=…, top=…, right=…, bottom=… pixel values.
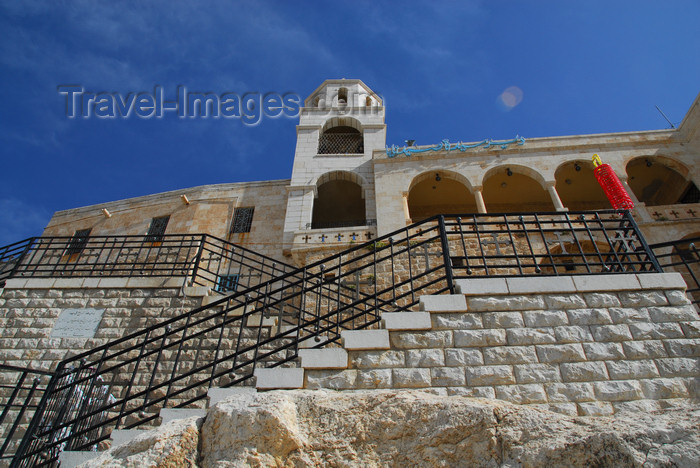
left=311, top=171, right=367, bottom=229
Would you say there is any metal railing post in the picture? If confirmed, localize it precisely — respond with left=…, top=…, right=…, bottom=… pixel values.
left=437, top=215, right=455, bottom=294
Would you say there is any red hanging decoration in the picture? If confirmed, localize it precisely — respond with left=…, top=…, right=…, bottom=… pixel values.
left=592, top=154, right=634, bottom=211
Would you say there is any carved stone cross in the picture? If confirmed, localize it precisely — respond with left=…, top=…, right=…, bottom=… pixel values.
left=481, top=233, right=512, bottom=256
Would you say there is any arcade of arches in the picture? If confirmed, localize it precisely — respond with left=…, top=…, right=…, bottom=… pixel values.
left=555, top=161, right=609, bottom=211
left=482, top=169, right=555, bottom=213
left=626, top=157, right=699, bottom=206
left=407, top=172, right=477, bottom=222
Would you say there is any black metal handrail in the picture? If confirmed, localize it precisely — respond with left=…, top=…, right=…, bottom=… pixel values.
left=650, top=236, right=700, bottom=306
left=9, top=210, right=660, bottom=466
left=0, top=234, right=295, bottom=293
left=0, top=365, right=53, bottom=462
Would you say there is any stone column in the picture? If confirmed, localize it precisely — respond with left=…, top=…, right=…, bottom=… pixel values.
left=546, top=182, right=567, bottom=211
left=473, top=187, right=487, bottom=214
left=401, top=192, right=411, bottom=223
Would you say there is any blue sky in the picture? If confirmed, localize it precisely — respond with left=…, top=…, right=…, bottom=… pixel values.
left=1, top=0, right=699, bottom=246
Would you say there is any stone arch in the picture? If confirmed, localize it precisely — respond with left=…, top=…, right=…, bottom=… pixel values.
left=311, top=171, right=367, bottom=229
left=407, top=170, right=477, bottom=222
left=554, top=160, right=610, bottom=210
left=318, top=117, right=363, bottom=154
left=481, top=165, right=554, bottom=213
left=625, top=156, right=698, bottom=206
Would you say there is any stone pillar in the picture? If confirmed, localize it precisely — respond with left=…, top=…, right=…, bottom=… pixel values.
left=473, top=187, right=487, bottom=214
left=546, top=183, right=567, bottom=211
left=401, top=192, right=411, bottom=223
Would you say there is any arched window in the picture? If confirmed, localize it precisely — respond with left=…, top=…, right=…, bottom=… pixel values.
left=365, top=96, right=372, bottom=107
left=337, top=87, right=348, bottom=106
left=407, top=171, right=477, bottom=222
left=626, top=157, right=698, bottom=206
left=311, top=172, right=366, bottom=229
left=317, top=117, right=364, bottom=155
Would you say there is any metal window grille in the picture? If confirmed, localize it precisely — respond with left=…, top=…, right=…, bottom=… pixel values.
left=680, top=183, right=700, bottom=204
left=318, top=132, right=364, bottom=154
left=215, top=274, right=239, bottom=293
left=65, top=229, right=91, bottom=256
left=231, top=207, right=254, bottom=233
left=145, top=216, right=170, bottom=243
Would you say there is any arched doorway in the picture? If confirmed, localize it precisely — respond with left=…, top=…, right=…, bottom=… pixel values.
left=407, top=171, right=477, bottom=222
left=555, top=160, right=610, bottom=210
left=311, top=171, right=366, bottom=229
left=482, top=166, right=554, bottom=213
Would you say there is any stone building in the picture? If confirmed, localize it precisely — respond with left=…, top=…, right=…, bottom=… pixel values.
left=41, top=79, right=700, bottom=265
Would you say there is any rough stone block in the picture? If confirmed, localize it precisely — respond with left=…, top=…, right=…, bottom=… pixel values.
left=553, top=326, right=593, bottom=343
left=545, top=403, right=579, bottom=416
left=560, top=361, right=609, bottom=382
left=607, top=308, right=650, bottom=324
left=299, top=348, right=348, bottom=369
left=382, top=312, right=431, bottom=330
left=465, top=365, right=515, bottom=386
left=618, top=291, right=668, bottom=307
left=594, top=380, right=643, bottom=401
left=566, top=308, right=613, bottom=325
left=611, top=399, right=661, bottom=414
left=576, top=401, right=614, bottom=416
left=665, top=290, right=692, bottom=306
left=419, top=295, right=467, bottom=312
left=663, top=339, right=700, bottom=358
left=431, top=367, right=466, bottom=386
left=454, top=329, right=506, bottom=347
left=482, top=311, right=523, bottom=329
left=647, top=306, right=700, bottom=323
left=392, top=368, right=431, bottom=388
left=446, top=386, right=495, bottom=398
left=391, top=330, right=452, bottom=349
left=406, top=349, right=444, bottom=367
left=590, top=324, right=633, bottom=342
left=431, top=313, right=482, bottom=330
left=454, top=278, right=508, bottom=295
left=506, top=328, right=556, bottom=346
left=629, top=323, right=684, bottom=340
left=467, top=295, right=545, bottom=313
left=483, top=346, right=537, bottom=365
left=254, top=368, right=304, bottom=389
left=445, top=348, right=484, bottom=366
left=350, top=350, right=405, bottom=369
left=506, top=276, right=575, bottom=294
left=535, top=344, right=586, bottom=363
left=495, top=384, right=547, bottom=404
left=522, top=310, right=569, bottom=327
left=544, top=294, right=587, bottom=309
left=583, top=293, right=621, bottom=308
left=640, top=378, right=689, bottom=399
left=544, top=382, right=595, bottom=402
left=655, top=358, right=700, bottom=377
left=622, top=341, right=668, bottom=359
left=305, top=369, right=357, bottom=390
left=355, top=369, right=392, bottom=389
left=606, top=360, right=659, bottom=379
left=680, top=321, right=700, bottom=338
left=342, top=330, right=390, bottom=350
left=513, top=363, right=562, bottom=384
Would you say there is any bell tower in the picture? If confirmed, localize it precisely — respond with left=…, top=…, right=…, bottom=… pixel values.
left=282, top=79, right=386, bottom=255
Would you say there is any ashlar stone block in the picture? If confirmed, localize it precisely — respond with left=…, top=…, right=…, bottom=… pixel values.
left=560, top=362, right=609, bottom=382
left=593, top=380, right=643, bottom=401
left=535, top=343, right=586, bottom=363
left=430, top=367, right=466, bottom=386
left=495, top=384, right=547, bottom=404
left=454, top=329, right=506, bottom=347
left=445, top=348, right=484, bottom=366
left=406, top=349, right=444, bottom=368
left=605, top=360, right=659, bottom=379
left=513, top=363, right=562, bottom=384
left=465, top=365, right=515, bottom=386
left=483, top=346, right=537, bottom=365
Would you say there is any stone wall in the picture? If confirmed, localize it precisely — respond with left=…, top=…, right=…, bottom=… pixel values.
left=304, top=273, right=700, bottom=416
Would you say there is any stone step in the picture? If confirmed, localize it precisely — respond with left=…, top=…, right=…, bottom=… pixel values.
left=58, top=451, right=101, bottom=468
left=159, top=408, right=207, bottom=424
left=110, top=429, right=150, bottom=447
left=419, top=294, right=467, bottom=313
left=207, top=386, right=257, bottom=406
left=298, top=348, right=348, bottom=369
left=254, top=367, right=304, bottom=389
left=182, top=286, right=211, bottom=297
left=382, top=311, right=431, bottom=330
left=341, top=329, right=390, bottom=350
left=246, top=314, right=277, bottom=327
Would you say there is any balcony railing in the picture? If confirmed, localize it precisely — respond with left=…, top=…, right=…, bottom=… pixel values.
left=650, top=236, right=700, bottom=306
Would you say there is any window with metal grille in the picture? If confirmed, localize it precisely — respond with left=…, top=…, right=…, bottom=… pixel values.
left=680, top=182, right=700, bottom=204
left=145, top=216, right=170, bottom=242
left=231, top=207, right=254, bottom=233
left=215, top=274, right=239, bottom=293
left=66, top=229, right=91, bottom=255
